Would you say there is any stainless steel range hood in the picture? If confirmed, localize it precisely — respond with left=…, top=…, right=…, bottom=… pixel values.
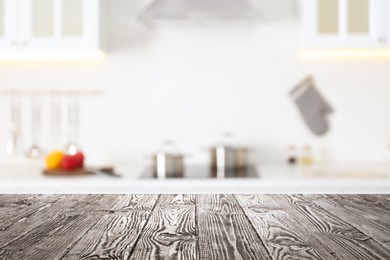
left=139, top=0, right=260, bottom=24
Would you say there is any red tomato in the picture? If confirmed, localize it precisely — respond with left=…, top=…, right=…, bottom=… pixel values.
left=74, top=152, right=85, bottom=168
left=61, top=153, right=84, bottom=171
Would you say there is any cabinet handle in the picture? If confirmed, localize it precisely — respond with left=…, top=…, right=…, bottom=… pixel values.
left=22, top=41, right=28, bottom=47
left=379, top=37, right=386, bottom=43
left=11, top=40, right=18, bottom=46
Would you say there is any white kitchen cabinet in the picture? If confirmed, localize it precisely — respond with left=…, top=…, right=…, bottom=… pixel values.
left=0, top=0, right=101, bottom=52
left=300, top=0, right=390, bottom=48
left=0, top=0, right=18, bottom=50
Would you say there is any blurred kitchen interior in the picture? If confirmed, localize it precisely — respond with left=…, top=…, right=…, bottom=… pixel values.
left=1, top=0, right=390, bottom=192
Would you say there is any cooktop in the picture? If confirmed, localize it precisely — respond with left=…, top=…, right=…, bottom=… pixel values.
left=140, top=164, right=259, bottom=179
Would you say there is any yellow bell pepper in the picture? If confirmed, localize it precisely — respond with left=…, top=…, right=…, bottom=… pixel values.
left=45, top=151, right=65, bottom=170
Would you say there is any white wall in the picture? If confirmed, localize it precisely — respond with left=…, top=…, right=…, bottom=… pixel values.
left=1, top=0, right=390, bottom=172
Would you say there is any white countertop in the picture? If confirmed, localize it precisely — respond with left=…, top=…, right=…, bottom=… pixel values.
left=1, top=162, right=390, bottom=193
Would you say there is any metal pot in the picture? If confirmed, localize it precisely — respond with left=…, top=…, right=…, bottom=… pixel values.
left=151, top=140, right=184, bottom=178
left=209, top=146, right=249, bottom=177
left=151, top=152, right=184, bottom=178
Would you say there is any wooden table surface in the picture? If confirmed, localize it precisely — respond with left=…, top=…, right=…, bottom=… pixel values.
left=0, top=194, right=389, bottom=260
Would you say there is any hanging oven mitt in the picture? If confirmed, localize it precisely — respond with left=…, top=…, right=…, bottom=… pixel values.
left=290, top=76, right=333, bottom=136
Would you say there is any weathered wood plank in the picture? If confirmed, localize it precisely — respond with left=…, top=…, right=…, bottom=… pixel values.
left=0, top=194, right=41, bottom=221
left=0, top=195, right=73, bottom=246
left=0, top=195, right=123, bottom=260
left=0, top=195, right=65, bottom=226
left=236, top=194, right=337, bottom=260
left=310, top=195, right=390, bottom=250
left=129, top=194, right=197, bottom=260
left=0, top=194, right=40, bottom=206
left=61, top=194, right=159, bottom=260
left=270, top=194, right=390, bottom=260
left=342, top=194, right=390, bottom=218
left=0, top=194, right=390, bottom=259
left=0, top=194, right=103, bottom=247
left=356, top=194, right=390, bottom=204
left=197, top=194, right=271, bottom=260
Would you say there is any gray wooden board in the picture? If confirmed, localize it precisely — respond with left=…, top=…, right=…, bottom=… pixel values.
left=0, top=195, right=122, bottom=260
left=342, top=194, right=390, bottom=218
left=61, top=195, right=159, bottom=260
left=0, top=194, right=71, bottom=244
left=0, top=194, right=389, bottom=260
left=269, top=194, right=390, bottom=260
left=129, top=194, right=197, bottom=260
left=197, top=194, right=271, bottom=260
left=235, top=194, right=337, bottom=259
left=310, top=195, right=390, bottom=250
left=0, top=195, right=66, bottom=226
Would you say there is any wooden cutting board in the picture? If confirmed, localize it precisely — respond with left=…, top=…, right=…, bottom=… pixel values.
left=43, top=167, right=115, bottom=177
left=43, top=168, right=93, bottom=176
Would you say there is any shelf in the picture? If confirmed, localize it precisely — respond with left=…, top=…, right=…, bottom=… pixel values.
left=0, top=51, right=106, bottom=62
left=0, top=88, right=104, bottom=96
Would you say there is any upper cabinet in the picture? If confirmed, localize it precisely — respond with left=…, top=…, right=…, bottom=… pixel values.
left=0, top=0, right=18, bottom=50
left=300, top=0, right=390, bottom=48
left=0, top=0, right=101, bottom=52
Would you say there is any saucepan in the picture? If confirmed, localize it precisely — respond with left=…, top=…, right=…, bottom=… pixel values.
left=150, top=140, right=185, bottom=178
left=209, top=146, right=248, bottom=171
left=207, top=132, right=251, bottom=177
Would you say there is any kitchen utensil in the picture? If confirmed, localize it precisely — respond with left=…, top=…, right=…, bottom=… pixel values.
left=210, top=146, right=249, bottom=172
left=208, top=132, right=249, bottom=177
left=64, top=95, right=81, bottom=155
left=290, top=76, right=333, bottom=136
left=87, top=167, right=122, bottom=178
left=26, top=95, right=44, bottom=159
left=49, top=94, right=62, bottom=150
left=151, top=140, right=184, bottom=179
left=5, top=96, right=22, bottom=156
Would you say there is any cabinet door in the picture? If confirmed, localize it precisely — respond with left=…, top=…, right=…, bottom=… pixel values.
left=19, top=0, right=99, bottom=50
left=300, top=0, right=386, bottom=48
left=0, top=0, right=19, bottom=50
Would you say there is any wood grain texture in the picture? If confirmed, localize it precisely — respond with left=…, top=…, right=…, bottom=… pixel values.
left=129, top=194, right=197, bottom=260
left=0, top=195, right=70, bottom=245
left=312, top=194, right=390, bottom=250
left=236, top=194, right=337, bottom=259
left=0, top=195, right=65, bottom=227
left=0, top=195, right=122, bottom=260
left=270, top=194, right=390, bottom=260
left=0, top=194, right=389, bottom=260
left=197, top=194, right=271, bottom=260
left=61, top=195, right=159, bottom=260
left=343, top=194, right=390, bottom=218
